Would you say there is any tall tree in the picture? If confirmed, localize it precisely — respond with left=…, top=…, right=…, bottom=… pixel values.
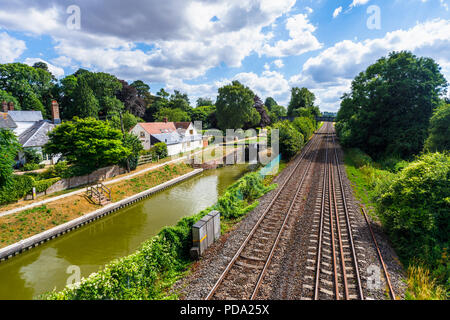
left=288, top=87, right=316, bottom=117
left=336, top=51, right=448, bottom=159
left=68, top=77, right=99, bottom=119
left=154, top=107, right=190, bottom=122
left=216, top=81, right=260, bottom=130
left=424, top=103, right=450, bottom=152
left=197, top=97, right=214, bottom=107
left=116, top=80, right=145, bottom=118
left=264, top=97, right=278, bottom=111
left=253, top=95, right=271, bottom=127
left=0, top=63, right=54, bottom=114
left=130, top=80, right=150, bottom=98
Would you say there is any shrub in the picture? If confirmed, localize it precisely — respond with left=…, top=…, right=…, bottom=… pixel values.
left=0, top=175, right=35, bottom=205
left=22, top=163, right=45, bottom=172
left=292, top=117, right=315, bottom=141
left=269, top=121, right=304, bottom=160
left=150, top=142, right=168, bottom=160
left=424, top=103, right=450, bottom=153
left=375, top=153, right=450, bottom=275
left=41, top=161, right=71, bottom=179
left=34, top=178, right=61, bottom=193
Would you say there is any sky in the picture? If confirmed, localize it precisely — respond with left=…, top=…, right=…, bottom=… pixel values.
left=0, top=0, right=449, bottom=112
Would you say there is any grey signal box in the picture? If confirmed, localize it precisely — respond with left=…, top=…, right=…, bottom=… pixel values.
left=190, top=211, right=221, bottom=260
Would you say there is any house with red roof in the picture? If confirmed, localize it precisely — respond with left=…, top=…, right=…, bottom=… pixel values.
left=130, top=121, right=202, bottom=156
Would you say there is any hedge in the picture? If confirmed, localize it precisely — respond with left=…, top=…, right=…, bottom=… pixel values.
left=44, top=169, right=276, bottom=300
left=34, top=178, right=61, bottom=194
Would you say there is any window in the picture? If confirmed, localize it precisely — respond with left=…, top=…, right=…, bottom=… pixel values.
left=189, top=129, right=194, bottom=135
left=140, top=132, right=145, bottom=138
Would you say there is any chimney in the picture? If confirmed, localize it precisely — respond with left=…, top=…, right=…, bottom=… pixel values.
left=8, top=102, right=14, bottom=111
left=164, top=117, right=168, bottom=123
left=51, top=100, right=61, bottom=124
left=1, top=101, right=7, bottom=113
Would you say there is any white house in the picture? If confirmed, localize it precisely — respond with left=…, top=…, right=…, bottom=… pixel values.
left=130, top=121, right=202, bottom=157
left=1, top=100, right=61, bottom=165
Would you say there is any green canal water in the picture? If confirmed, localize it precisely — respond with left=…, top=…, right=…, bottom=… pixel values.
left=0, top=165, right=250, bottom=300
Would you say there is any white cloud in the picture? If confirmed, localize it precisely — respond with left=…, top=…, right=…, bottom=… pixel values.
left=24, top=58, right=65, bottom=78
left=273, top=59, right=284, bottom=68
left=350, top=0, right=371, bottom=8
left=260, top=13, right=323, bottom=57
left=333, top=7, right=343, bottom=18
left=0, top=32, right=26, bottom=63
left=294, top=19, right=450, bottom=111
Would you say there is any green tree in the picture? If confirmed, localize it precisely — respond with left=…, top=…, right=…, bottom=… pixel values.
left=336, top=51, right=448, bottom=159
left=292, top=117, right=315, bottom=141
left=196, top=97, right=214, bottom=107
left=44, top=117, right=131, bottom=173
left=110, top=111, right=141, bottom=132
left=68, top=77, right=99, bottom=119
left=130, top=80, right=150, bottom=98
left=155, top=107, right=190, bottom=122
left=264, top=97, right=278, bottom=111
left=0, top=129, right=20, bottom=188
left=268, top=104, right=287, bottom=123
left=216, top=81, right=259, bottom=130
left=288, top=87, right=316, bottom=117
left=0, top=63, right=54, bottom=114
left=120, top=132, right=144, bottom=171
left=0, top=90, right=20, bottom=109
left=424, top=103, right=450, bottom=152
left=167, top=90, right=192, bottom=113
left=191, top=105, right=216, bottom=129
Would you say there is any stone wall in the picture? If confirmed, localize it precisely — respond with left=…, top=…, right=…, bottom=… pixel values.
left=45, top=165, right=126, bottom=195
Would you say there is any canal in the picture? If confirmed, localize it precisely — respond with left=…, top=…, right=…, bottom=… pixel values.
left=0, top=164, right=251, bottom=300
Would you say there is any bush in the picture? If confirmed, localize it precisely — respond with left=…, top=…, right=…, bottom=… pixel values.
left=375, top=153, right=450, bottom=278
left=34, top=178, right=61, bottom=193
left=41, top=161, right=71, bottom=179
left=292, top=117, right=315, bottom=141
left=425, top=103, right=450, bottom=153
left=150, top=142, right=168, bottom=160
left=22, top=163, right=45, bottom=172
left=269, top=121, right=304, bottom=160
left=0, top=175, right=35, bottom=205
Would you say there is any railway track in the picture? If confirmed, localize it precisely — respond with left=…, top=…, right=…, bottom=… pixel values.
left=206, top=123, right=329, bottom=300
left=303, top=132, right=364, bottom=300
left=205, top=122, right=396, bottom=300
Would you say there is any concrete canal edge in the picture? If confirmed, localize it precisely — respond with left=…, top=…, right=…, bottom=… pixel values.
left=0, top=168, right=204, bottom=263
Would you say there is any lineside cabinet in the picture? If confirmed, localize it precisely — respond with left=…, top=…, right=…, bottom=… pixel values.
left=190, top=211, right=221, bottom=260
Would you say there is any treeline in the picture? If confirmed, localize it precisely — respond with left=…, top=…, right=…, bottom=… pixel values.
left=336, top=51, right=449, bottom=299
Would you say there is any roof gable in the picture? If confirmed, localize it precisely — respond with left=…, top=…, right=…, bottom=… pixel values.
left=0, top=113, right=17, bottom=129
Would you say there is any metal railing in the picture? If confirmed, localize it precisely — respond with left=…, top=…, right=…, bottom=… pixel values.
left=86, top=183, right=111, bottom=205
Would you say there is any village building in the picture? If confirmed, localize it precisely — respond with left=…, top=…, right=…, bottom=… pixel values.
left=1, top=100, right=61, bottom=165
left=130, top=121, right=202, bottom=156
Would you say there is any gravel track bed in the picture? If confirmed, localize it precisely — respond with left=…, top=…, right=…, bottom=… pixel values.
left=172, top=149, right=303, bottom=300
left=173, top=127, right=406, bottom=300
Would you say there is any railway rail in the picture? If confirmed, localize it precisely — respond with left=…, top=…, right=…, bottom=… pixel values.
left=206, top=123, right=329, bottom=300
left=205, top=122, right=396, bottom=300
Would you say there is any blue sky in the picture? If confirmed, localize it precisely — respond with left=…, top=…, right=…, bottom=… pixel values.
left=0, top=0, right=449, bottom=111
